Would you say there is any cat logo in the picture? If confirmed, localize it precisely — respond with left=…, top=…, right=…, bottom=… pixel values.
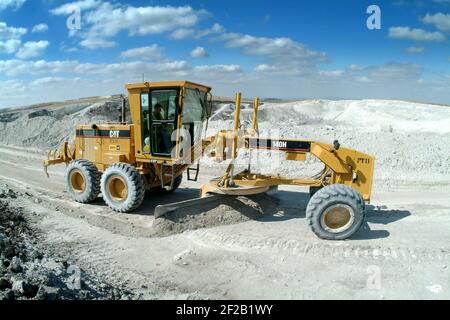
left=110, top=130, right=120, bottom=138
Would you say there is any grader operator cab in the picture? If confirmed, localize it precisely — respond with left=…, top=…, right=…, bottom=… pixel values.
left=44, top=80, right=375, bottom=240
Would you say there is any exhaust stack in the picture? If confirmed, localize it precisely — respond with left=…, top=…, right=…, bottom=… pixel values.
left=120, top=95, right=127, bottom=124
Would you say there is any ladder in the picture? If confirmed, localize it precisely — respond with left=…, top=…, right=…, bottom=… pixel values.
left=159, top=163, right=175, bottom=190
left=187, top=162, right=200, bottom=182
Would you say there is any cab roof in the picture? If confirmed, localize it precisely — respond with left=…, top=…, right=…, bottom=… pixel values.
left=125, top=81, right=212, bottom=92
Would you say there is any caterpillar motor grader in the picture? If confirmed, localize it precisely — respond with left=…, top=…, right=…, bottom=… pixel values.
left=43, top=80, right=375, bottom=240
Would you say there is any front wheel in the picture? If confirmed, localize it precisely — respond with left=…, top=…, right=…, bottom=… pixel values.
left=306, top=184, right=365, bottom=240
left=101, top=163, right=145, bottom=213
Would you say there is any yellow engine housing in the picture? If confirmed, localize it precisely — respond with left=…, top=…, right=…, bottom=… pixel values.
left=74, top=124, right=136, bottom=172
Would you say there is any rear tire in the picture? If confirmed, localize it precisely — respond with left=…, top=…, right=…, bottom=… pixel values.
left=306, top=184, right=365, bottom=240
left=65, top=160, right=100, bottom=203
left=101, top=163, right=145, bottom=213
left=150, top=175, right=183, bottom=194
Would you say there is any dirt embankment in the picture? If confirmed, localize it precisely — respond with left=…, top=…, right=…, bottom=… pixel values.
left=206, top=99, right=450, bottom=186
left=0, top=96, right=228, bottom=150
left=0, top=96, right=126, bottom=149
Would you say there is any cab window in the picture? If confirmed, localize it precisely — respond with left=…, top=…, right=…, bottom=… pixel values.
left=141, top=89, right=178, bottom=156
left=183, top=88, right=206, bottom=123
left=182, top=88, right=207, bottom=149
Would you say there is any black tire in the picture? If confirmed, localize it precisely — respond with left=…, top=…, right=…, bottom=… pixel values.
left=101, top=163, right=145, bottom=213
left=309, top=186, right=322, bottom=198
left=355, top=188, right=366, bottom=211
left=306, top=184, right=365, bottom=240
left=150, top=175, right=183, bottom=194
left=311, top=186, right=366, bottom=209
left=65, top=160, right=100, bottom=203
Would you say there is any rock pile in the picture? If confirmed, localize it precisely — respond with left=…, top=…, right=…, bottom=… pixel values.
left=0, top=185, right=131, bottom=300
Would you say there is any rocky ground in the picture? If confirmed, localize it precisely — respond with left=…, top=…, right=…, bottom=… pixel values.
left=0, top=184, right=133, bottom=300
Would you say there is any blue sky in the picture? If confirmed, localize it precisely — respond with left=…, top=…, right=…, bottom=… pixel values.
left=1, top=0, right=450, bottom=107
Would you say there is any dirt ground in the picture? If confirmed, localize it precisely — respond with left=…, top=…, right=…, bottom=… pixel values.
left=0, top=143, right=449, bottom=300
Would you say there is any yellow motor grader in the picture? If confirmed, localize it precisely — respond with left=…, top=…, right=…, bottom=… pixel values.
left=44, top=81, right=375, bottom=240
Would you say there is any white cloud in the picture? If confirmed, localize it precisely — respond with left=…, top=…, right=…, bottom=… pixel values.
left=0, top=58, right=189, bottom=77
left=169, top=23, right=224, bottom=40
left=349, top=64, right=362, bottom=71
left=0, top=0, right=26, bottom=11
left=16, top=41, right=50, bottom=59
left=86, top=3, right=202, bottom=36
left=169, top=28, right=195, bottom=40
left=190, top=46, right=208, bottom=58
left=356, top=76, right=371, bottom=83
left=50, top=0, right=100, bottom=15
left=388, top=27, right=445, bottom=42
left=32, top=23, right=49, bottom=33
left=0, top=22, right=27, bottom=40
left=195, top=23, right=225, bottom=38
left=194, top=64, right=240, bottom=73
left=360, top=63, right=423, bottom=82
left=318, top=70, right=345, bottom=77
left=0, top=79, right=23, bottom=89
left=223, top=32, right=326, bottom=74
left=64, top=47, right=78, bottom=52
left=120, top=45, right=165, bottom=61
left=311, top=62, right=423, bottom=85
left=255, top=64, right=277, bottom=72
left=0, top=58, right=244, bottom=87
left=2, top=58, right=450, bottom=108
left=0, top=39, right=21, bottom=54
left=53, top=2, right=206, bottom=49
left=422, top=13, right=450, bottom=32
left=60, top=42, right=78, bottom=53
left=0, top=59, right=81, bottom=76
left=405, top=46, right=425, bottom=54
left=31, top=77, right=65, bottom=86
left=80, top=38, right=115, bottom=49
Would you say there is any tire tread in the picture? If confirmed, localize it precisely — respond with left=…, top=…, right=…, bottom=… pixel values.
left=101, top=163, right=145, bottom=213
left=66, top=160, right=100, bottom=203
left=306, top=184, right=365, bottom=240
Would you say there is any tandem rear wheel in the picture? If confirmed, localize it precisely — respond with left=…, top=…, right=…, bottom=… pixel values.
left=100, top=163, right=146, bottom=213
left=65, top=160, right=101, bottom=203
left=306, top=184, right=366, bottom=240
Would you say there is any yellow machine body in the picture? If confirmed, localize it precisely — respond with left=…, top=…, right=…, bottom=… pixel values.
left=74, top=124, right=135, bottom=171
left=44, top=80, right=375, bottom=203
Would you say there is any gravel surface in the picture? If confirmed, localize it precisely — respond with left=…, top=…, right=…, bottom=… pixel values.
left=0, top=184, right=133, bottom=300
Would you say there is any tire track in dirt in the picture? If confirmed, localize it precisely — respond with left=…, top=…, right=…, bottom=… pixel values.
left=187, top=228, right=450, bottom=262
left=30, top=202, right=184, bottom=298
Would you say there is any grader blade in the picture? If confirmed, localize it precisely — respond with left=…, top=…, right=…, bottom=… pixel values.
left=154, top=195, right=225, bottom=219
left=154, top=184, right=278, bottom=219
